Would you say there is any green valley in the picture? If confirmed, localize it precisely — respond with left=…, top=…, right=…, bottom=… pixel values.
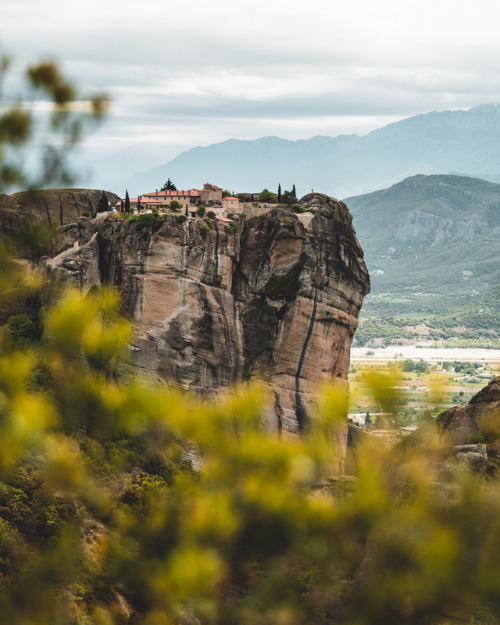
left=346, top=174, right=500, bottom=346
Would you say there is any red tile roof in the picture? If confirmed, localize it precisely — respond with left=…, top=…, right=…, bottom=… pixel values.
left=143, top=189, right=200, bottom=198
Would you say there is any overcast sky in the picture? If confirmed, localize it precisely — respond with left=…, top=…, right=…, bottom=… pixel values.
left=3, top=0, right=500, bottom=165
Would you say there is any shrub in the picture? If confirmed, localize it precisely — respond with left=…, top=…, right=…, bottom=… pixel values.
left=466, top=433, right=486, bottom=444
left=196, top=205, right=206, bottom=217
left=127, top=213, right=162, bottom=234
left=169, top=200, right=182, bottom=211
left=229, top=221, right=239, bottom=231
left=402, top=359, right=416, bottom=372
left=206, top=211, right=216, bottom=219
left=5, top=312, right=42, bottom=350
left=82, top=211, right=91, bottom=217
left=415, top=360, right=429, bottom=373
left=259, top=188, right=274, bottom=203
left=199, top=223, right=210, bottom=238
left=176, top=215, right=187, bottom=225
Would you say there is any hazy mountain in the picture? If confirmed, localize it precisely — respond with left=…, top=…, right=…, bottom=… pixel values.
left=345, top=174, right=500, bottom=343
left=125, top=104, right=500, bottom=198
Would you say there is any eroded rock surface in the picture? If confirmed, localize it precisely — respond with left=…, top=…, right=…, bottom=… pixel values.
left=437, top=376, right=500, bottom=444
left=47, top=193, right=370, bottom=470
left=437, top=376, right=500, bottom=473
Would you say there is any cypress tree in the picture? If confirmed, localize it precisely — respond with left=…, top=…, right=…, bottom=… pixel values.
left=292, top=184, right=296, bottom=198
left=277, top=184, right=281, bottom=203
left=124, top=190, right=131, bottom=214
left=97, top=191, right=109, bottom=213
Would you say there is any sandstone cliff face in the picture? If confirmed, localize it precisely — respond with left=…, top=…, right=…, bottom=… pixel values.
left=47, top=193, right=369, bottom=471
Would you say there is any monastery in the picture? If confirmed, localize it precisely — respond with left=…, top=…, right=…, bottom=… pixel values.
left=123, top=183, right=240, bottom=214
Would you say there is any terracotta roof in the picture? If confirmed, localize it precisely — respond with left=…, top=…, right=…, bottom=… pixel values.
left=143, top=189, right=200, bottom=198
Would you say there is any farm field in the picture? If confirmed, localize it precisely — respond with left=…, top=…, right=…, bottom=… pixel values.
left=347, top=347, right=500, bottom=436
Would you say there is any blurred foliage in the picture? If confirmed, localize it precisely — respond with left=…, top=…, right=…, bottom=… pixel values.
left=0, top=56, right=107, bottom=193
left=0, top=241, right=500, bottom=625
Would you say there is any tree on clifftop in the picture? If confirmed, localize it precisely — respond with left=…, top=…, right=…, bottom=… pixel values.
left=124, top=189, right=131, bottom=213
left=277, top=183, right=281, bottom=202
left=97, top=190, right=109, bottom=213
left=161, top=178, right=177, bottom=191
left=259, top=188, right=273, bottom=202
left=282, top=189, right=298, bottom=205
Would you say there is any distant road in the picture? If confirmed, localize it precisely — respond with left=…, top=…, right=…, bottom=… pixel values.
left=350, top=346, right=500, bottom=363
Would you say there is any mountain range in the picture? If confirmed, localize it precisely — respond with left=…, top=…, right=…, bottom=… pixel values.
left=116, top=104, right=500, bottom=198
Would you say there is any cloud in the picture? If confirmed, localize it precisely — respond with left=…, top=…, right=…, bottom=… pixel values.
left=3, top=0, right=500, bottom=164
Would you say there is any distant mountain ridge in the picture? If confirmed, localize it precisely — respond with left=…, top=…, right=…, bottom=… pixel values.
left=125, top=104, right=500, bottom=198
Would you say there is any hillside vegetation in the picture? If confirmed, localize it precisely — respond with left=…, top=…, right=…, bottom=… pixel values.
left=346, top=174, right=500, bottom=347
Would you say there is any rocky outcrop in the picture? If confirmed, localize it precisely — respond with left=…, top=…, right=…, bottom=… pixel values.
left=437, top=376, right=500, bottom=444
left=437, top=376, right=500, bottom=472
left=0, top=189, right=120, bottom=242
left=46, top=193, right=370, bottom=470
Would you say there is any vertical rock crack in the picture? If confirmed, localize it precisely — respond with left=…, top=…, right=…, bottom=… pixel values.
left=294, top=296, right=318, bottom=432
